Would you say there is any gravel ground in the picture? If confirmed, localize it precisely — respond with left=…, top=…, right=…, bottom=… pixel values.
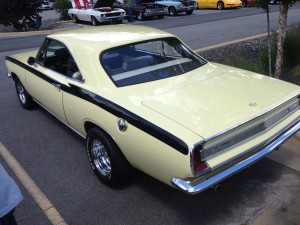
left=200, top=38, right=267, bottom=63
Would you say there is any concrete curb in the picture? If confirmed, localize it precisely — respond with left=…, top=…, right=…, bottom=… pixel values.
left=194, top=33, right=268, bottom=53
left=0, top=25, right=81, bottom=38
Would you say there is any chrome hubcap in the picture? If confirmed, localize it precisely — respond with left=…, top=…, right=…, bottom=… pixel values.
left=91, top=139, right=111, bottom=177
left=17, top=82, right=26, bottom=104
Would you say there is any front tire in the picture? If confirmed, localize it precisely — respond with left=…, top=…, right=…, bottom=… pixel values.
left=137, top=11, right=144, bottom=21
left=15, top=78, right=35, bottom=109
left=91, top=16, right=98, bottom=26
left=168, top=7, right=177, bottom=16
left=217, top=1, right=224, bottom=9
left=72, top=14, right=78, bottom=23
left=86, top=128, right=131, bottom=186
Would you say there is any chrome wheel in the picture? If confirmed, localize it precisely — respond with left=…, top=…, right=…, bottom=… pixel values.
left=72, top=15, right=78, bottom=23
left=137, top=11, right=144, bottom=21
left=86, top=128, right=132, bottom=186
left=14, top=78, right=35, bottom=109
left=169, top=7, right=176, bottom=16
left=91, top=139, right=111, bottom=177
left=91, top=17, right=98, bottom=26
left=16, top=80, right=26, bottom=105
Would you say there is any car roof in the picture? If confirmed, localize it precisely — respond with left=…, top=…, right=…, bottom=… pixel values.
left=48, top=25, right=175, bottom=53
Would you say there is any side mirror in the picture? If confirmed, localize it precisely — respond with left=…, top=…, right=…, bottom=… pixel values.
left=27, top=57, right=36, bottom=66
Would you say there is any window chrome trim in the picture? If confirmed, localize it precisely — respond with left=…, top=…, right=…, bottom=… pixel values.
left=172, top=118, right=300, bottom=194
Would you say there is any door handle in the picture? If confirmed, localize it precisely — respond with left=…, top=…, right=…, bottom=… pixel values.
left=52, top=83, right=61, bottom=89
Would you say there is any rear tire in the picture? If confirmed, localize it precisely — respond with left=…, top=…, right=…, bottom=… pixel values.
left=242, top=0, right=247, bottom=7
left=15, top=78, right=35, bottom=109
left=86, top=128, right=132, bottom=186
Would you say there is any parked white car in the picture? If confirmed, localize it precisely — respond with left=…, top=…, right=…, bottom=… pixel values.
left=68, top=0, right=126, bottom=25
left=38, top=0, right=53, bottom=10
left=155, top=0, right=196, bottom=16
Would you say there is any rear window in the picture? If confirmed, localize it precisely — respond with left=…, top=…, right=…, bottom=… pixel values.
left=100, top=37, right=207, bottom=87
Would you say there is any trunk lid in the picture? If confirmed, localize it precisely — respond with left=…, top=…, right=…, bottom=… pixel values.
left=142, top=63, right=300, bottom=139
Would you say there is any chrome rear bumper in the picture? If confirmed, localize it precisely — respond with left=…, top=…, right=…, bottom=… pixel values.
left=172, top=119, right=300, bottom=194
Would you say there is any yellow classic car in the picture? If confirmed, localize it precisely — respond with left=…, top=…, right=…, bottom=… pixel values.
left=5, top=26, right=300, bottom=194
left=197, top=0, right=242, bottom=9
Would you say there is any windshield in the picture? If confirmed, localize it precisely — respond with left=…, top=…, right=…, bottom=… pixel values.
left=101, top=37, right=207, bottom=87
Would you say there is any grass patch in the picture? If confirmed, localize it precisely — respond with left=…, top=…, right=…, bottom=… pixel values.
left=223, top=57, right=267, bottom=74
left=293, top=65, right=300, bottom=85
left=220, top=27, right=300, bottom=80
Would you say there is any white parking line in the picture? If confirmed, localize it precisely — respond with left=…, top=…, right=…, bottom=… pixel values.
left=0, top=142, right=68, bottom=225
left=194, top=33, right=268, bottom=52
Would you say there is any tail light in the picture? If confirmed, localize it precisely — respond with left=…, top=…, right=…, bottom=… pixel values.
left=191, top=146, right=210, bottom=175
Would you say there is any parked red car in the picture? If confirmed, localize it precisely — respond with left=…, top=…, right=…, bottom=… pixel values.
left=242, top=0, right=256, bottom=7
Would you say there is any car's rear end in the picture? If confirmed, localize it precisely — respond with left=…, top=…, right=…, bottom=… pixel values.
left=167, top=65, right=300, bottom=194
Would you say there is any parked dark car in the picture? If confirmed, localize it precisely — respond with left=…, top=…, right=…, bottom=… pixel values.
left=114, top=0, right=168, bottom=20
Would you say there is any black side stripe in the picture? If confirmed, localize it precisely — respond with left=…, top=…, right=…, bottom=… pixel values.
left=5, top=56, right=189, bottom=155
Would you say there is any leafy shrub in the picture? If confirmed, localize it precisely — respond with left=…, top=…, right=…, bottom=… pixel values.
left=258, top=39, right=277, bottom=74
left=0, top=0, right=41, bottom=30
left=224, top=27, right=300, bottom=77
left=293, top=65, right=300, bottom=85
left=259, top=29, right=300, bottom=72
left=223, top=57, right=267, bottom=74
left=283, top=30, right=300, bottom=67
left=54, top=0, right=72, bottom=20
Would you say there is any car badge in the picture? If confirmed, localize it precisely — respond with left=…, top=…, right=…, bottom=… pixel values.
left=249, top=102, right=257, bottom=107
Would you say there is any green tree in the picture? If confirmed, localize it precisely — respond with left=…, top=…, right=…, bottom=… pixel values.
left=253, top=0, right=272, bottom=76
left=0, top=0, right=41, bottom=30
left=274, top=0, right=298, bottom=79
left=54, top=0, right=72, bottom=20
left=254, top=0, right=299, bottom=79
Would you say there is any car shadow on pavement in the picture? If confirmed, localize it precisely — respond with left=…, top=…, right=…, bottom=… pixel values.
left=131, top=158, right=299, bottom=224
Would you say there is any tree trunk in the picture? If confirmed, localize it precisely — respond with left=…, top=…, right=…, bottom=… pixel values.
left=274, top=1, right=289, bottom=79
left=266, top=7, right=272, bottom=77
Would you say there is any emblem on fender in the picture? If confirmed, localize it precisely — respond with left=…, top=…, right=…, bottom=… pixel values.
left=118, top=118, right=127, bottom=132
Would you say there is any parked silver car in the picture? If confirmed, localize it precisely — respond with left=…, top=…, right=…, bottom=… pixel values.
left=155, top=0, right=196, bottom=16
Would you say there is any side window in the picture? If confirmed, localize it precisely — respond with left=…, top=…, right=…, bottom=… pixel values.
left=36, top=39, right=82, bottom=81
left=43, top=40, right=70, bottom=76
